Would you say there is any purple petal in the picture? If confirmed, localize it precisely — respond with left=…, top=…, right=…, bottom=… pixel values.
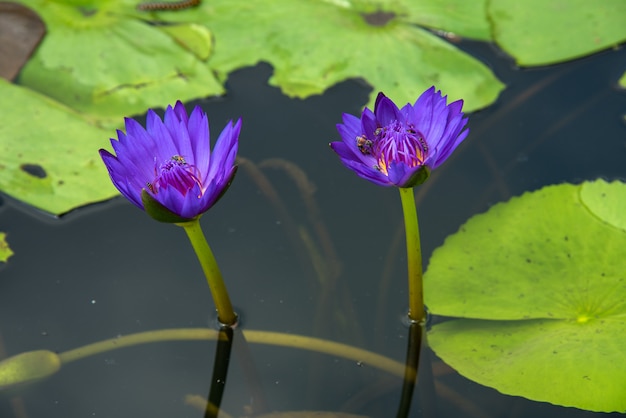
left=207, top=119, right=240, bottom=184
left=99, top=149, right=143, bottom=208
left=431, top=128, right=469, bottom=169
left=374, top=93, right=401, bottom=126
left=188, top=106, right=210, bottom=176
left=164, top=105, right=194, bottom=163
left=333, top=151, right=390, bottom=187
left=173, top=101, right=189, bottom=124
left=387, top=161, right=413, bottom=187
left=360, top=108, right=378, bottom=138
left=338, top=113, right=361, bottom=140
left=146, top=110, right=178, bottom=159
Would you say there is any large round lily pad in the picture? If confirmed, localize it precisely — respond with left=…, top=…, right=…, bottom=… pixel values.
left=424, top=180, right=626, bottom=412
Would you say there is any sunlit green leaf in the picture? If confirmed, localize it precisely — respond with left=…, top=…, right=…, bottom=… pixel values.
left=158, top=0, right=503, bottom=111
left=16, top=0, right=222, bottom=126
left=429, top=318, right=626, bottom=412
left=157, top=23, right=213, bottom=61
left=489, top=0, right=626, bottom=66
left=424, top=180, right=626, bottom=411
left=0, top=79, right=117, bottom=215
left=580, top=180, right=626, bottom=233
left=424, top=181, right=626, bottom=320
left=406, top=0, right=491, bottom=41
left=0, top=232, right=13, bottom=263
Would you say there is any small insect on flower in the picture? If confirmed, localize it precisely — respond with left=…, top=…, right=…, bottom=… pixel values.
left=356, top=135, right=373, bottom=155
left=330, top=87, right=469, bottom=188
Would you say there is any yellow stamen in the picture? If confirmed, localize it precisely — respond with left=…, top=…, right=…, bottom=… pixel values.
left=378, top=158, right=388, bottom=175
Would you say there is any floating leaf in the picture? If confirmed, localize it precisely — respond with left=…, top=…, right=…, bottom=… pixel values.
left=16, top=0, right=222, bottom=126
left=406, top=0, right=492, bottom=41
left=0, top=79, right=117, bottom=215
left=157, top=23, right=213, bottom=61
left=580, top=180, right=626, bottom=233
left=0, top=232, right=13, bottom=263
left=158, top=0, right=503, bottom=111
left=489, top=0, right=626, bottom=66
left=424, top=180, right=626, bottom=411
left=428, top=318, right=626, bottom=412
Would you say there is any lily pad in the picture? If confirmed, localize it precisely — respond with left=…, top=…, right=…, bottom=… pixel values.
left=0, top=232, right=13, bottom=263
left=580, top=180, right=626, bottom=232
left=428, top=318, right=626, bottom=412
left=156, top=0, right=504, bottom=111
left=424, top=180, right=626, bottom=412
left=406, top=0, right=492, bottom=41
left=489, top=0, right=626, bottom=66
left=16, top=0, right=222, bottom=126
left=0, top=79, right=117, bottom=215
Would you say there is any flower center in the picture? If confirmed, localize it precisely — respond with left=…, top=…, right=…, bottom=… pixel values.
left=357, top=121, right=428, bottom=175
left=147, top=155, right=203, bottom=196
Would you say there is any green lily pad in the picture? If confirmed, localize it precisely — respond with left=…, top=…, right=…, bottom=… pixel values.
left=0, top=79, right=117, bottom=215
left=489, top=0, right=626, bottom=66
left=157, top=23, right=213, bottom=61
left=16, top=0, right=222, bottom=126
left=428, top=318, right=626, bottom=412
left=580, top=180, right=626, bottom=232
left=0, top=232, right=13, bottom=263
left=424, top=180, right=626, bottom=411
left=619, top=72, right=626, bottom=88
left=406, top=0, right=492, bottom=41
left=157, top=0, right=503, bottom=111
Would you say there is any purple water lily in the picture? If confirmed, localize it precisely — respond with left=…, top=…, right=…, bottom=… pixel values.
left=100, top=101, right=241, bottom=221
left=330, top=87, right=468, bottom=188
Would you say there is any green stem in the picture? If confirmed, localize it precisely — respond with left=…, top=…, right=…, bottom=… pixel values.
left=179, top=219, right=237, bottom=326
left=2, top=329, right=407, bottom=391
left=56, top=328, right=405, bottom=378
left=399, top=188, right=425, bottom=323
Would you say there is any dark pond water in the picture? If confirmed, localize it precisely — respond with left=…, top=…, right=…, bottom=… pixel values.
left=0, top=37, right=625, bottom=417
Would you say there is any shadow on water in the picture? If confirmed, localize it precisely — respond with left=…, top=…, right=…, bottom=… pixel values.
left=0, top=38, right=625, bottom=417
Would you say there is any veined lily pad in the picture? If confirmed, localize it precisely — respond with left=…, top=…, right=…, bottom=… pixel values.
left=0, top=79, right=117, bottom=215
left=154, top=0, right=503, bottom=111
left=405, top=0, right=492, bottom=41
left=16, top=0, right=222, bottom=126
left=489, top=0, right=626, bottom=66
left=0, top=232, right=13, bottom=263
left=424, top=180, right=626, bottom=412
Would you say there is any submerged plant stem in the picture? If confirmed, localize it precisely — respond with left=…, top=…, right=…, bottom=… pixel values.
left=180, top=219, right=237, bottom=326
left=55, top=328, right=405, bottom=378
left=399, top=188, right=425, bottom=323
